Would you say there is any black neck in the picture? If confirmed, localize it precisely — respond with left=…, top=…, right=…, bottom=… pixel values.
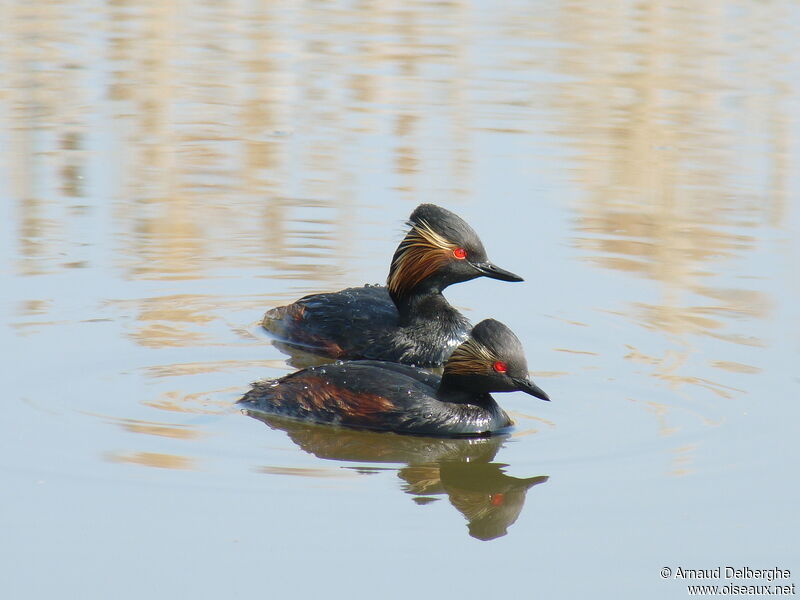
left=391, top=286, right=457, bottom=325
left=436, top=375, right=493, bottom=406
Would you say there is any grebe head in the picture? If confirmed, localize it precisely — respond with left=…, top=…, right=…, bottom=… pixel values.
left=387, top=204, right=523, bottom=301
left=442, top=319, right=549, bottom=401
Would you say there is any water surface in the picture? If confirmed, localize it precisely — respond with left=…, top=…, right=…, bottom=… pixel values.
left=2, top=1, right=799, bottom=598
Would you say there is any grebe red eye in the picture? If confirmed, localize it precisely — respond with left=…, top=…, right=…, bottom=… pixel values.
left=453, top=247, right=467, bottom=260
left=493, top=361, right=507, bottom=373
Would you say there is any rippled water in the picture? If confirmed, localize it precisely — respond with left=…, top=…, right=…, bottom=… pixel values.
left=2, top=1, right=799, bottom=598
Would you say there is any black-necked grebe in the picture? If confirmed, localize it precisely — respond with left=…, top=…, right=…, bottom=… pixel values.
left=262, top=204, right=523, bottom=367
left=240, top=319, right=549, bottom=437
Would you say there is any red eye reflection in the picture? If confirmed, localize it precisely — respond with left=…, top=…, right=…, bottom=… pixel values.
left=490, top=493, right=505, bottom=507
left=453, top=247, right=467, bottom=260
left=493, top=361, right=507, bottom=373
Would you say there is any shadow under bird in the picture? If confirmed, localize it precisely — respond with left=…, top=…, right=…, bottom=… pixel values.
left=262, top=204, right=523, bottom=367
left=239, top=319, right=550, bottom=437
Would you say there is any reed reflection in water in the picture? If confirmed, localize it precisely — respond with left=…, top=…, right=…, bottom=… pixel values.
left=548, top=2, right=793, bottom=374
left=4, top=0, right=795, bottom=386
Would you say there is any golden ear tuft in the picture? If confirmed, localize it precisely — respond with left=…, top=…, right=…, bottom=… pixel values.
left=388, top=219, right=456, bottom=297
left=444, top=337, right=497, bottom=376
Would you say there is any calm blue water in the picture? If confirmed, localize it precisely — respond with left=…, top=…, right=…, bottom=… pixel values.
left=2, top=1, right=798, bottom=598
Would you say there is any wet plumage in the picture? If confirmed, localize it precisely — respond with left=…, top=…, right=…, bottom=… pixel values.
left=240, top=319, right=550, bottom=437
left=262, top=204, right=523, bottom=367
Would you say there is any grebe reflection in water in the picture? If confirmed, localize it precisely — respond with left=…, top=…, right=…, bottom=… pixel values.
left=244, top=411, right=548, bottom=541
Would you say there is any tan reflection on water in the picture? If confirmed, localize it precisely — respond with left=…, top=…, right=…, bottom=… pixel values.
left=257, top=466, right=359, bottom=479
left=105, top=451, right=196, bottom=471
left=2, top=0, right=486, bottom=354
left=5, top=0, right=791, bottom=339
left=145, top=388, right=236, bottom=415
left=710, top=361, right=762, bottom=375
left=4, top=2, right=796, bottom=465
left=145, top=359, right=289, bottom=379
left=99, top=416, right=204, bottom=440
left=669, top=443, right=700, bottom=478
left=549, top=2, right=795, bottom=396
left=4, top=3, right=358, bottom=283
